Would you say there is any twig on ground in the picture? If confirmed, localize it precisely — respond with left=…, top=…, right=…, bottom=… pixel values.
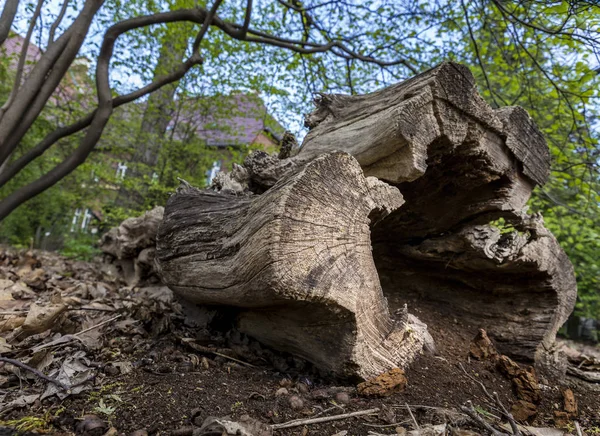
left=459, top=362, right=494, bottom=399
left=70, top=306, right=116, bottom=312
left=459, top=362, right=521, bottom=434
left=406, top=403, right=420, bottom=429
left=74, top=314, right=122, bottom=336
left=0, top=311, right=27, bottom=315
left=0, top=356, right=69, bottom=391
left=393, top=404, right=449, bottom=410
left=492, top=391, right=521, bottom=436
left=272, top=408, right=380, bottom=429
left=30, top=314, right=122, bottom=352
left=575, top=421, right=583, bottom=436
left=460, top=401, right=507, bottom=436
left=309, top=405, right=338, bottom=419
left=363, top=420, right=410, bottom=428
left=185, top=343, right=257, bottom=368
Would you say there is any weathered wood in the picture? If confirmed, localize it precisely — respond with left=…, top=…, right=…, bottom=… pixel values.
left=100, top=206, right=163, bottom=286
left=374, top=213, right=577, bottom=360
left=156, top=62, right=576, bottom=378
left=157, top=152, right=433, bottom=380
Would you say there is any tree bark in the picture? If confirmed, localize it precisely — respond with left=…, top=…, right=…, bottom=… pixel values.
left=153, top=62, right=576, bottom=378
left=157, top=152, right=433, bottom=380
left=0, top=0, right=19, bottom=46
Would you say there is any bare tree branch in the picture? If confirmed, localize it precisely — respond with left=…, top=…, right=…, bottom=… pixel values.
left=0, top=0, right=102, bottom=167
left=490, top=0, right=599, bottom=46
left=0, top=55, right=201, bottom=189
left=192, top=0, right=223, bottom=53
left=239, top=0, right=252, bottom=38
left=0, top=8, right=213, bottom=219
left=48, top=0, right=70, bottom=44
left=460, top=0, right=505, bottom=108
left=0, top=0, right=19, bottom=46
left=0, top=0, right=45, bottom=118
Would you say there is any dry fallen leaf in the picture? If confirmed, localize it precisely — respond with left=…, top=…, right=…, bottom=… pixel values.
left=110, top=361, right=133, bottom=375
left=41, top=350, right=94, bottom=400
left=0, top=315, right=26, bottom=332
left=0, top=336, right=13, bottom=353
left=5, top=394, right=39, bottom=409
left=21, top=303, right=68, bottom=335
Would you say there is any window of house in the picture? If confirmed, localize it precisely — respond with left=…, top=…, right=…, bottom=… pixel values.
left=206, top=161, right=221, bottom=185
left=71, top=208, right=82, bottom=232
left=116, top=162, right=128, bottom=179
left=81, top=209, right=93, bottom=231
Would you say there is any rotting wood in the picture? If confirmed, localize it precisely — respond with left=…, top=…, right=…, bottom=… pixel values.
left=157, top=152, right=433, bottom=380
left=154, top=61, right=576, bottom=380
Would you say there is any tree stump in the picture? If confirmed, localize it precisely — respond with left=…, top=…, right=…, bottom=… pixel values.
left=156, top=62, right=576, bottom=379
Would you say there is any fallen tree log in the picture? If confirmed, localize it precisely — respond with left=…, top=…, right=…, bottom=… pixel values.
left=156, top=62, right=576, bottom=380
left=157, top=152, right=433, bottom=380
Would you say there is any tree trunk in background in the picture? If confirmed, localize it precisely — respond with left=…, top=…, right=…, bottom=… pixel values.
left=115, top=32, right=186, bottom=208
left=155, top=63, right=577, bottom=380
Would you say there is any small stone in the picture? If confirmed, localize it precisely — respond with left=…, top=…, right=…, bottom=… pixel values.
left=310, top=388, right=330, bottom=400
left=76, top=415, right=107, bottom=436
left=201, top=357, right=210, bottom=369
left=103, top=428, right=118, bottom=436
left=288, top=395, right=304, bottom=410
left=275, top=387, right=289, bottom=397
left=279, top=378, right=293, bottom=388
left=334, top=392, right=350, bottom=404
left=296, top=382, right=309, bottom=394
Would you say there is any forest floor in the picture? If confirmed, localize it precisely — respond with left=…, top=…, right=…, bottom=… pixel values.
left=0, top=247, right=599, bottom=436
